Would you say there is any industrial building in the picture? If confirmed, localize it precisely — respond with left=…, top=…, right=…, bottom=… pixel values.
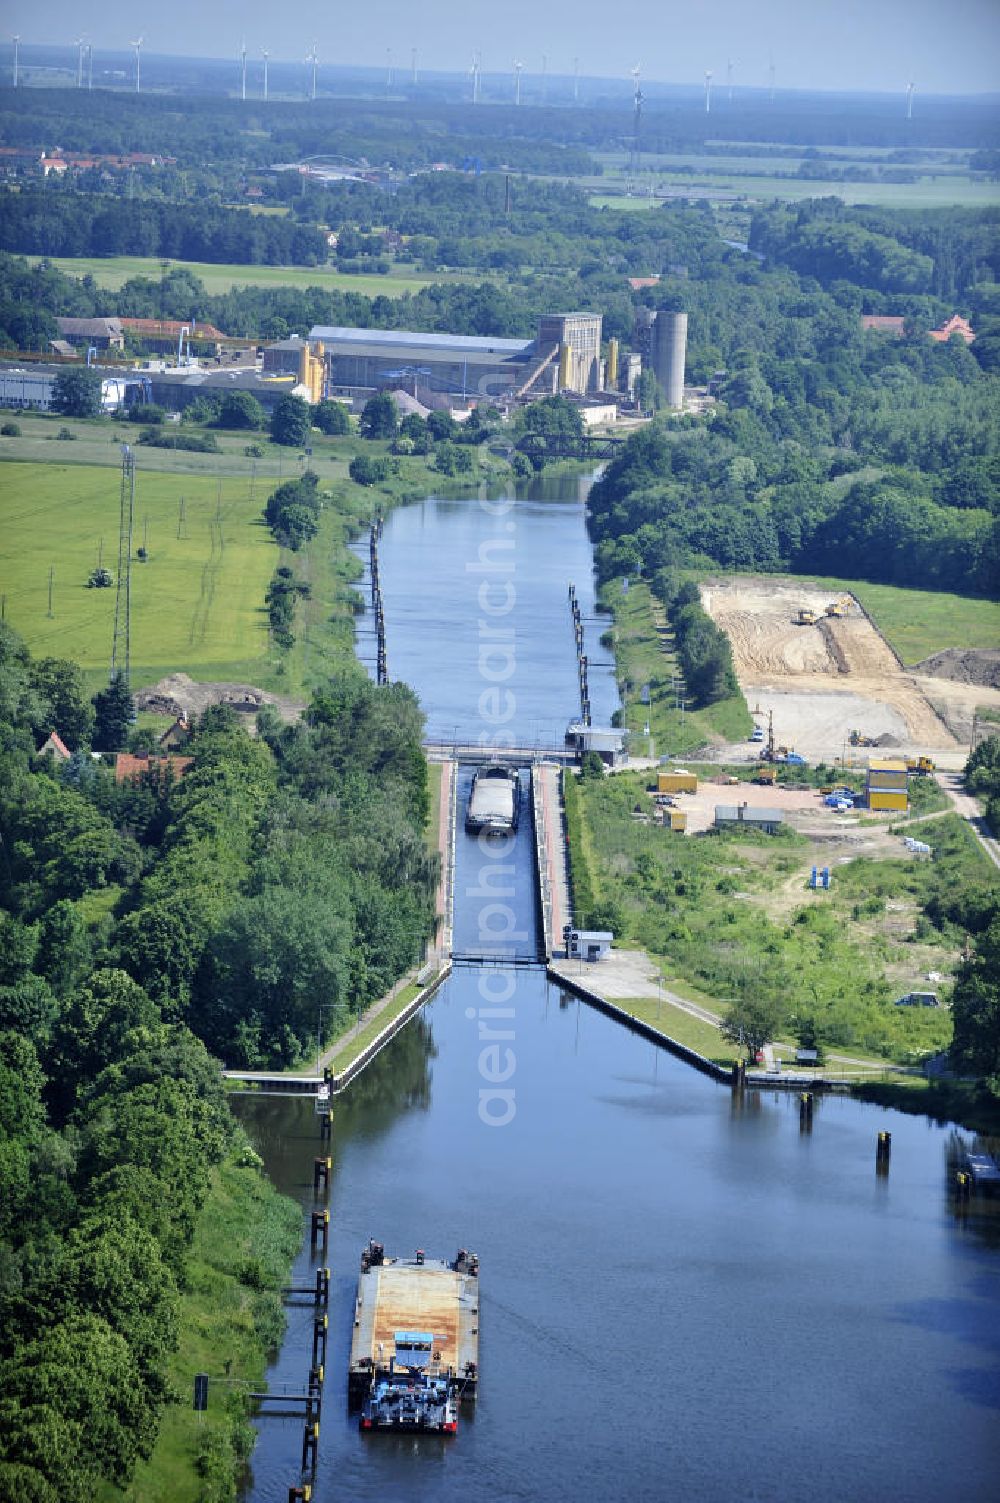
left=54, top=317, right=125, bottom=352
left=866, top=758, right=909, bottom=814
left=0, top=363, right=146, bottom=412
left=307, top=325, right=534, bottom=403
left=145, top=366, right=296, bottom=414
left=260, top=335, right=326, bottom=403
left=714, top=804, right=784, bottom=834
left=305, top=312, right=604, bottom=404
left=536, top=312, right=602, bottom=395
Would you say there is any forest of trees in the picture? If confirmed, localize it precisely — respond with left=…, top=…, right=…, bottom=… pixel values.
left=1, top=85, right=995, bottom=181
left=0, top=190, right=329, bottom=265
left=0, top=622, right=435, bottom=1495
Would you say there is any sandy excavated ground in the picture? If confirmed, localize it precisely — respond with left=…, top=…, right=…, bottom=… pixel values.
left=134, top=672, right=306, bottom=725
left=698, top=579, right=978, bottom=763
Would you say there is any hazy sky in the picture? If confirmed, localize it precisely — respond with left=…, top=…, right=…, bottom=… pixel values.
left=6, top=0, right=1000, bottom=95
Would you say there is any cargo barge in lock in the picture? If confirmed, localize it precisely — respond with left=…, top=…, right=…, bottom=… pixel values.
left=349, top=1241, right=480, bottom=1434
left=465, top=763, right=520, bottom=835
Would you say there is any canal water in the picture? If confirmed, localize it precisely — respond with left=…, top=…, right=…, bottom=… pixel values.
left=235, top=476, right=1000, bottom=1502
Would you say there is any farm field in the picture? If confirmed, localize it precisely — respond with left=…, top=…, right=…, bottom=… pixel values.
left=25, top=254, right=462, bottom=297
left=0, top=460, right=276, bottom=687
left=589, top=176, right=1000, bottom=211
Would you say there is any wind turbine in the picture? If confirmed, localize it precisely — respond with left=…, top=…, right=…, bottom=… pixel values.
left=87, top=42, right=93, bottom=89
left=513, top=60, right=523, bottom=106
left=470, top=51, right=481, bottom=104
left=905, top=81, right=915, bottom=120
left=573, top=56, right=579, bottom=104
left=411, top=47, right=418, bottom=87
left=11, top=34, right=18, bottom=88
left=239, top=39, right=247, bottom=101
left=768, top=53, right=775, bottom=103
left=261, top=48, right=269, bottom=102
left=386, top=48, right=393, bottom=89
left=306, top=44, right=318, bottom=100
left=704, top=69, right=713, bottom=113
left=541, top=52, right=547, bottom=105
left=75, top=37, right=85, bottom=88
left=727, top=58, right=735, bottom=104
left=131, top=37, right=143, bottom=94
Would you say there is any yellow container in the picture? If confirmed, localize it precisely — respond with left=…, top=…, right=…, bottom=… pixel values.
left=868, top=790, right=908, bottom=813
left=669, top=809, right=687, bottom=832
left=658, top=771, right=698, bottom=794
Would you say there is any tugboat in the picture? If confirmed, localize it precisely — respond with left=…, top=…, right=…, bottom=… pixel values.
left=465, top=763, right=519, bottom=835
left=360, top=1333, right=459, bottom=1434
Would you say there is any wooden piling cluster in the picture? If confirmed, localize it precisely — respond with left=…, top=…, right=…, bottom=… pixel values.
left=369, top=518, right=388, bottom=685
left=568, top=583, right=591, bottom=726
left=799, top=1091, right=814, bottom=1133
left=280, top=1104, right=334, bottom=1495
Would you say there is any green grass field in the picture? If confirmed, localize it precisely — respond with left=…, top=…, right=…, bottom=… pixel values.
left=28, top=254, right=465, bottom=297
left=0, top=460, right=276, bottom=687
left=0, top=410, right=312, bottom=477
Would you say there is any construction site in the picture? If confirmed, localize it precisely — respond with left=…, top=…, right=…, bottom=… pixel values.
left=699, top=578, right=1000, bottom=769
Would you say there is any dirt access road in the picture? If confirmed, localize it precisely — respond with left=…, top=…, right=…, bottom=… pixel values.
left=698, top=579, right=993, bottom=766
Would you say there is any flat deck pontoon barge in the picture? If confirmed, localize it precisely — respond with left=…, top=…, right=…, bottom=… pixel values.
left=349, top=1242, right=480, bottom=1432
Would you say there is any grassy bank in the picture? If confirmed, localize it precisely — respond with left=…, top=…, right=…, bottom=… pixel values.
left=616, top=994, right=741, bottom=1066
left=104, top=1149, right=302, bottom=1503
left=565, top=768, right=1000, bottom=1066
left=602, top=576, right=752, bottom=757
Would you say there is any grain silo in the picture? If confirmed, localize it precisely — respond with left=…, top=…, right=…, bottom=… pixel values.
left=653, top=311, right=687, bottom=408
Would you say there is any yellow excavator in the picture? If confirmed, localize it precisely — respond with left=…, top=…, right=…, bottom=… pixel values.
left=794, top=607, right=819, bottom=626
left=825, top=596, right=852, bottom=618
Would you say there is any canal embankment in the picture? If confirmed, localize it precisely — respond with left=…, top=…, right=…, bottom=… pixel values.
left=548, top=957, right=850, bottom=1092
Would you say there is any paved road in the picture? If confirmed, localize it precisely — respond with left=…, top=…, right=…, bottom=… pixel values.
left=934, top=770, right=1000, bottom=869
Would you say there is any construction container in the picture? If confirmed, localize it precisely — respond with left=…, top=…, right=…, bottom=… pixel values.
left=866, top=757, right=909, bottom=814
left=668, top=808, right=687, bottom=833
left=869, top=790, right=909, bottom=813
left=658, top=770, right=698, bottom=794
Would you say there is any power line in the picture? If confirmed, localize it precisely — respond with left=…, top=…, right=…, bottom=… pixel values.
left=111, top=444, right=135, bottom=686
